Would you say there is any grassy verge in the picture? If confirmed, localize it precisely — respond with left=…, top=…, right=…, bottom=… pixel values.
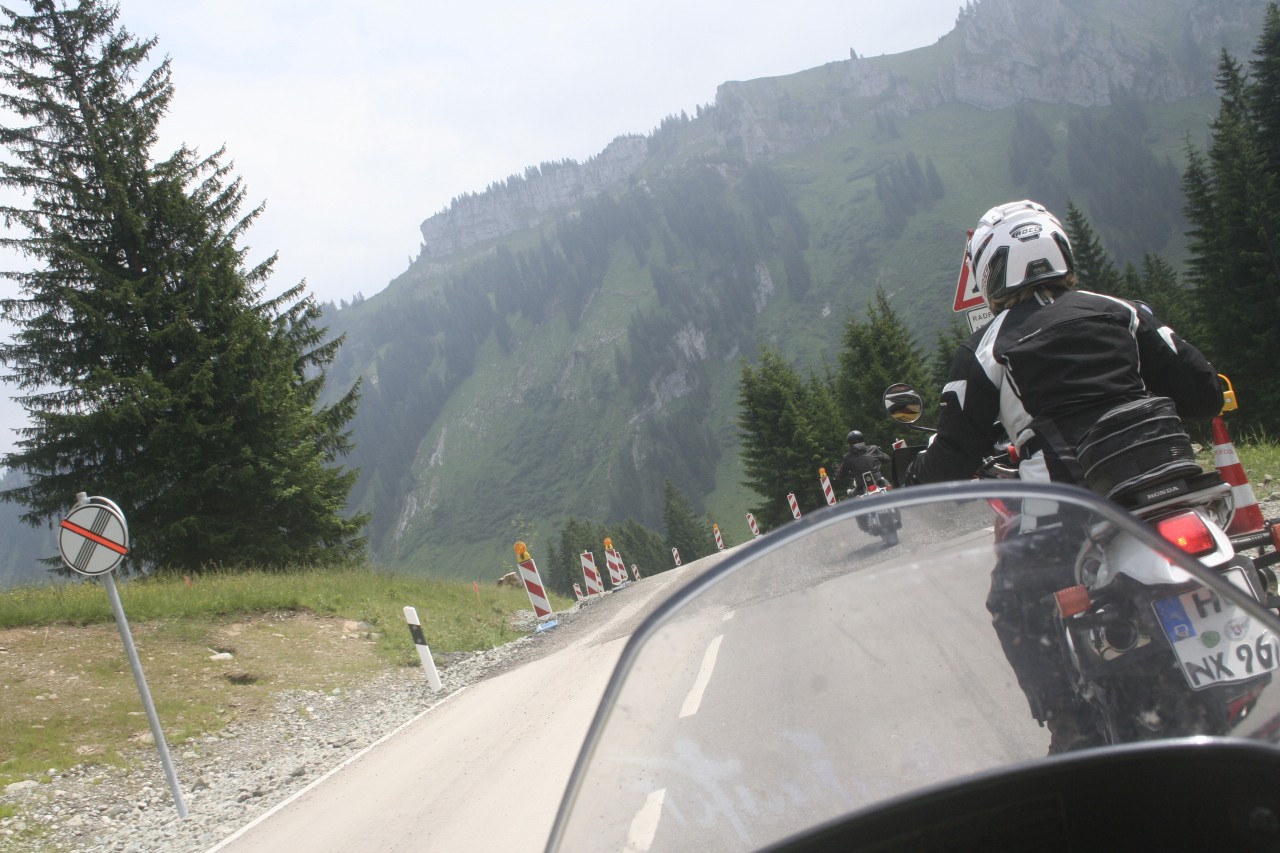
left=0, top=565, right=571, bottom=787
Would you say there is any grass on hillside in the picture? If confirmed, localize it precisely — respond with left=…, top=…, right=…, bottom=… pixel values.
left=0, top=565, right=572, bottom=787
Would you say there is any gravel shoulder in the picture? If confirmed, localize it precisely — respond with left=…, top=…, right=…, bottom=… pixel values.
left=0, top=597, right=607, bottom=853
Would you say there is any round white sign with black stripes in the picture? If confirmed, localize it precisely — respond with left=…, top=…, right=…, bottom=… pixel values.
left=59, top=502, right=129, bottom=576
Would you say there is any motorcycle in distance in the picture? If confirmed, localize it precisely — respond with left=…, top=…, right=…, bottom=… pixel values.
left=546, top=477, right=1280, bottom=852
left=846, top=471, right=902, bottom=548
left=881, top=381, right=1280, bottom=746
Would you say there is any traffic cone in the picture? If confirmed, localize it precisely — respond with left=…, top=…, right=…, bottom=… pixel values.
left=1212, top=416, right=1265, bottom=535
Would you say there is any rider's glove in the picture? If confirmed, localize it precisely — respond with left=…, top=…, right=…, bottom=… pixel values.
left=905, top=451, right=927, bottom=486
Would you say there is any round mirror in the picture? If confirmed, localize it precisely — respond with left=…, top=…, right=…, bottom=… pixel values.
left=883, top=383, right=923, bottom=424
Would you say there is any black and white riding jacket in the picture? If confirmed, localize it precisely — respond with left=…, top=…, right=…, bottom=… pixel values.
left=911, top=289, right=1222, bottom=489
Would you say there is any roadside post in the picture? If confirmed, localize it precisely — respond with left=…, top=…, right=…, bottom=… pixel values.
left=746, top=512, right=761, bottom=538
left=713, top=523, right=724, bottom=551
left=787, top=493, right=802, bottom=520
left=58, top=492, right=187, bottom=819
left=402, top=606, right=443, bottom=691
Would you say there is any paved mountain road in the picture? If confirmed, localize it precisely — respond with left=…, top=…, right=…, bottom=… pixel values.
left=208, top=550, right=736, bottom=852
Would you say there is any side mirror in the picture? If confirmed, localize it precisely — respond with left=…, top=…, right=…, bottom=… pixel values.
left=883, top=383, right=924, bottom=424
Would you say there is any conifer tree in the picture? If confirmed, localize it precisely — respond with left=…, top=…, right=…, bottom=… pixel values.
left=835, top=288, right=931, bottom=448
left=1183, top=9, right=1280, bottom=427
left=1062, top=202, right=1121, bottom=294
left=0, top=0, right=366, bottom=572
left=662, top=479, right=712, bottom=562
left=737, top=347, right=842, bottom=526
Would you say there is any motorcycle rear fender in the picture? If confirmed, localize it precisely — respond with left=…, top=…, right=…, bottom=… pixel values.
left=1091, top=507, right=1234, bottom=589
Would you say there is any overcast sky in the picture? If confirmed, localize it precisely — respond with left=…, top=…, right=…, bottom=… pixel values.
left=124, top=0, right=963, bottom=306
left=0, top=0, right=964, bottom=459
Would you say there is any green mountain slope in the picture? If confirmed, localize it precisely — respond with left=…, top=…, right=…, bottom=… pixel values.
left=322, top=0, right=1269, bottom=581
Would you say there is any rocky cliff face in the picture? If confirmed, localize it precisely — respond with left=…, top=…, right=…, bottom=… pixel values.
left=416, top=135, right=649, bottom=261
left=414, top=0, right=1265, bottom=263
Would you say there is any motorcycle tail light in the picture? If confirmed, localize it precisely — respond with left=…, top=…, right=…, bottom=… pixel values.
left=1055, top=585, right=1091, bottom=617
left=1154, top=511, right=1217, bottom=557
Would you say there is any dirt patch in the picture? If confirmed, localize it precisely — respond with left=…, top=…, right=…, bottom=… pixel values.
left=0, top=611, right=394, bottom=783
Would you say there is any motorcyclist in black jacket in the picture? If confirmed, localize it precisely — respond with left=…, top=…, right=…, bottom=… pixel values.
left=905, top=200, right=1222, bottom=752
left=834, top=430, right=891, bottom=496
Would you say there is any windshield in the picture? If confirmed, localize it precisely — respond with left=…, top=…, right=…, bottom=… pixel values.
left=547, top=481, right=1280, bottom=852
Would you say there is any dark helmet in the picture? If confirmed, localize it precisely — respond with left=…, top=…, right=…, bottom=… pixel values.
left=846, top=430, right=865, bottom=446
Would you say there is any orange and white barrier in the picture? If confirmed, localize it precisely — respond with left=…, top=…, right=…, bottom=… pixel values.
left=513, top=542, right=556, bottom=627
left=604, top=538, right=629, bottom=587
left=1213, top=417, right=1265, bottom=535
left=819, top=467, right=836, bottom=506
left=672, top=547, right=682, bottom=567
left=787, top=493, right=802, bottom=519
left=402, top=606, right=443, bottom=691
left=580, top=551, right=604, bottom=596
left=713, top=523, right=724, bottom=551
left=746, top=512, right=761, bottom=538
left=573, top=583, right=584, bottom=601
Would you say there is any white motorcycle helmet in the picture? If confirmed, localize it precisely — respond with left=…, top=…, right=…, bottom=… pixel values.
left=967, top=200, right=1074, bottom=311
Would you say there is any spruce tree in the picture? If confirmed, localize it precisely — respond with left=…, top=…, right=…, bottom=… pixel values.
left=1062, top=202, right=1121, bottom=294
left=662, top=479, right=712, bottom=562
left=1183, top=16, right=1280, bottom=428
left=835, top=288, right=932, bottom=448
left=0, top=0, right=366, bottom=572
left=737, top=346, right=842, bottom=526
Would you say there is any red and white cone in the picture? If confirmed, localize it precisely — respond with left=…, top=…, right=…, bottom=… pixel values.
left=713, top=523, right=724, bottom=551
left=819, top=468, right=837, bottom=506
left=787, top=492, right=802, bottom=520
left=573, top=583, right=584, bottom=602
left=580, top=551, right=604, bottom=596
left=1213, top=416, right=1265, bottom=535
left=746, top=512, right=761, bottom=538
left=671, top=547, right=682, bottom=567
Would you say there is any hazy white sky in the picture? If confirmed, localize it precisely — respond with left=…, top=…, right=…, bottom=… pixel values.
left=122, top=0, right=964, bottom=306
left=0, top=0, right=964, bottom=458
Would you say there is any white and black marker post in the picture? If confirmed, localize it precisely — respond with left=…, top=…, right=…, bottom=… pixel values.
left=58, top=493, right=187, bottom=819
left=402, top=606, right=443, bottom=691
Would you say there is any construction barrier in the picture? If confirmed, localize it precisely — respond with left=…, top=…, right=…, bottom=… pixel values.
left=746, top=512, right=761, bottom=538
left=580, top=551, right=605, bottom=596
left=672, top=547, right=682, bottom=567
left=1213, top=416, right=1265, bottom=535
left=603, top=538, right=629, bottom=588
left=514, top=541, right=555, bottom=625
left=787, top=493, right=802, bottom=520
left=630, top=563, right=642, bottom=581
left=573, top=583, right=584, bottom=601
left=713, top=523, right=724, bottom=551
left=403, top=606, right=443, bottom=691
left=819, top=467, right=837, bottom=506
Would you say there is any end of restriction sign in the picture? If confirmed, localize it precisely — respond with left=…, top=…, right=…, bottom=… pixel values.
left=59, top=494, right=129, bottom=577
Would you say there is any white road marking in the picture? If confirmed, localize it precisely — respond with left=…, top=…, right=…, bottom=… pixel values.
left=624, top=788, right=666, bottom=851
left=679, top=634, right=724, bottom=718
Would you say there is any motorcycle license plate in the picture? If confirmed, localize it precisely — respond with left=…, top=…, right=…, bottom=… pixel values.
left=1153, top=568, right=1280, bottom=690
